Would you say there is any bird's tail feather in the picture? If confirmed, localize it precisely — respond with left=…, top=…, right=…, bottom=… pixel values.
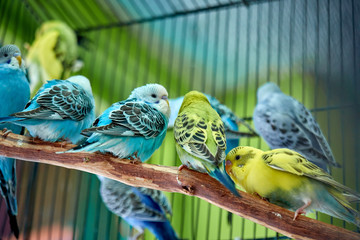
left=0, top=116, right=23, bottom=124
left=209, top=166, right=241, bottom=198
left=150, top=221, right=178, bottom=240
left=7, top=211, right=19, bottom=238
left=324, top=190, right=360, bottom=227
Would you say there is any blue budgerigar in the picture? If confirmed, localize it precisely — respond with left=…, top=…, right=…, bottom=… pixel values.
left=253, top=82, right=340, bottom=172
left=0, top=44, right=30, bottom=238
left=97, top=176, right=178, bottom=240
left=0, top=75, right=95, bottom=144
left=169, top=94, right=256, bottom=155
left=67, top=84, right=170, bottom=162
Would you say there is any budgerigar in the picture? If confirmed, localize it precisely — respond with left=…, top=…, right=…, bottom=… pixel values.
left=66, top=84, right=170, bottom=162
left=174, top=91, right=240, bottom=197
left=225, top=146, right=360, bottom=226
left=253, top=82, right=340, bottom=172
left=97, top=176, right=178, bottom=240
left=169, top=94, right=256, bottom=154
left=0, top=75, right=95, bottom=144
left=0, top=44, right=30, bottom=238
left=26, top=21, right=81, bottom=93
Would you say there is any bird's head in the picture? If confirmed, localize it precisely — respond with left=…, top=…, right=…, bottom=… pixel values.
left=0, top=44, right=25, bottom=72
left=179, top=91, right=210, bottom=112
left=67, top=75, right=93, bottom=96
left=129, top=84, right=170, bottom=118
left=225, top=146, right=262, bottom=182
left=257, top=82, right=281, bottom=103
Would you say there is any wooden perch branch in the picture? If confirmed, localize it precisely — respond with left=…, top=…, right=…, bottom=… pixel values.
left=0, top=133, right=359, bottom=240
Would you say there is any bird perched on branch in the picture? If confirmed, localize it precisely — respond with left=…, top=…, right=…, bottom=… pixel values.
left=0, top=75, right=95, bottom=144
left=0, top=44, right=30, bottom=238
left=26, top=21, right=82, bottom=93
left=225, top=146, right=360, bottom=226
left=169, top=94, right=257, bottom=154
left=253, top=82, right=340, bottom=172
left=98, top=176, right=178, bottom=240
left=174, top=91, right=240, bottom=197
left=66, top=84, right=170, bottom=162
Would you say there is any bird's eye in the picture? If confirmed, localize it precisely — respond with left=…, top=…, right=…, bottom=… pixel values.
left=235, top=155, right=241, bottom=160
left=4, top=54, right=8, bottom=57
left=151, top=94, right=157, bottom=98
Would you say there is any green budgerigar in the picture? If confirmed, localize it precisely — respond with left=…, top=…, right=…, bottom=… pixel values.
left=174, top=91, right=240, bottom=197
left=26, top=20, right=81, bottom=93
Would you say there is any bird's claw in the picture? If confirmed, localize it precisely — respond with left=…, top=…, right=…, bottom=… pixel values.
left=177, top=165, right=194, bottom=194
left=1, top=128, right=12, bottom=138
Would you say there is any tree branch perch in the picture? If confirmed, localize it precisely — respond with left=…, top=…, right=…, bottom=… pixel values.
left=0, top=132, right=359, bottom=240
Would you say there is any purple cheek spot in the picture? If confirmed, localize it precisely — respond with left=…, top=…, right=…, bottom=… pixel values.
left=6, top=59, right=11, bottom=64
left=225, top=160, right=232, bottom=166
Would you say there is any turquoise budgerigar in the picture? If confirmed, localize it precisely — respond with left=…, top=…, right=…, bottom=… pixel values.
left=0, top=44, right=30, bottom=238
left=66, top=84, right=170, bottom=162
left=0, top=75, right=95, bottom=144
left=253, top=82, right=340, bottom=173
left=169, top=94, right=257, bottom=155
left=98, top=176, right=178, bottom=240
left=174, top=91, right=240, bottom=197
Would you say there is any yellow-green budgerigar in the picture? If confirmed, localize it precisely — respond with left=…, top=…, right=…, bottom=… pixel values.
left=225, top=146, right=360, bottom=226
left=174, top=91, right=240, bottom=197
left=26, top=21, right=80, bottom=93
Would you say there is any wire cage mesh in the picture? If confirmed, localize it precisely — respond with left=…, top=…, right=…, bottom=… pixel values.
left=0, top=0, right=359, bottom=239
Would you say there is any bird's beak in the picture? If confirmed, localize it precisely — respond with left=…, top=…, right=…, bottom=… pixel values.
left=162, top=95, right=169, bottom=107
left=225, top=160, right=232, bottom=173
left=13, top=53, right=22, bottom=66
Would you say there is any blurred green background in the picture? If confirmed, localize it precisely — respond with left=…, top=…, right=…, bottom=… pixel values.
left=0, top=0, right=359, bottom=239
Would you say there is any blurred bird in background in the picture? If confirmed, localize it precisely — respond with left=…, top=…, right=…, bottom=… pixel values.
left=66, top=84, right=170, bottom=162
left=169, top=93, right=257, bottom=155
left=26, top=21, right=82, bottom=93
left=0, top=75, right=95, bottom=144
left=0, top=44, right=30, bottom=238
left=174, top=91, right=240, bottom=197
left=97, top=176, right=178, bottom=240
left=253, top=82, right=340, bottom=173
left=226, top=146, right=360, bottom=226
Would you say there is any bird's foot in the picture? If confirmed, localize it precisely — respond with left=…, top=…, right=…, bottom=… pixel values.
left=293, top=200, right=311, bottom=220
left=1, top=128, right=12, bottom=138
left=176, top=165, right=195, bottom=194
left=254, top=193, right=269, bottom=201
left=129, top=152, right=141, bottom=164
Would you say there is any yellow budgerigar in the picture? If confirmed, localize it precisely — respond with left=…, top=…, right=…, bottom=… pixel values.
left=174, top=91, right=240, bottom=197
left=26, top=21, right=81, bottom=93
left=225, top=146, right=360, bottom=226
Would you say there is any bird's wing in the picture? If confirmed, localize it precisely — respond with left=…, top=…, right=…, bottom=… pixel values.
left=12, top=81, right=93, bottom=121
left=174, top=111, right=217, bottom=164
left=136, top=187, right=172, bottom=216
left=262, top=149, right=360, bottom=199
left=83, top=100, right=166, bottom=139
left=292, top=100, right=338, bottom=167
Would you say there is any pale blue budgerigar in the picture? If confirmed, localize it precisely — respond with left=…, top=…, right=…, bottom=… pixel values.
left=0, top=75, right=95, bottom=144
left=66, top=84, right=170, bottom=162
left=97, top=176, right=178, bottom=240
left=253, top=82, right=340, bottom=173
left=169, top=94, right=257, bottom=155
left=174, top=91, right=240, bottom=197
left=0, top=44, right=30, bottom=238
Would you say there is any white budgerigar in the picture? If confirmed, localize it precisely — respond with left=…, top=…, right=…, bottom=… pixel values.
left=253, top=82, right=340, bottom=172
left=66, top=84, right=170, bottom=162
left=0, top=75, right=95, bottom=144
